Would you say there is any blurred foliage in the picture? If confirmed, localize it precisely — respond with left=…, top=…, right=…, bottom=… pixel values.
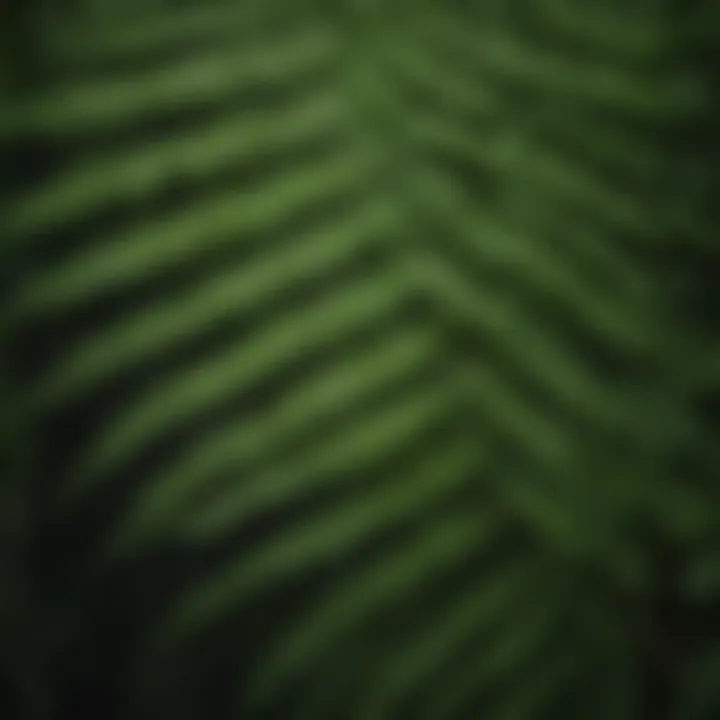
left=1, top=1, right=719, bottom=719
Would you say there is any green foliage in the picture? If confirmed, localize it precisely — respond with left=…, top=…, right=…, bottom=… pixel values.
left=1, top=1, right=718, bottom=718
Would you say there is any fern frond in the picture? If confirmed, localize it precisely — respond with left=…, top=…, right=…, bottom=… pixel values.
left=2, top=1, right=717, bottom=719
